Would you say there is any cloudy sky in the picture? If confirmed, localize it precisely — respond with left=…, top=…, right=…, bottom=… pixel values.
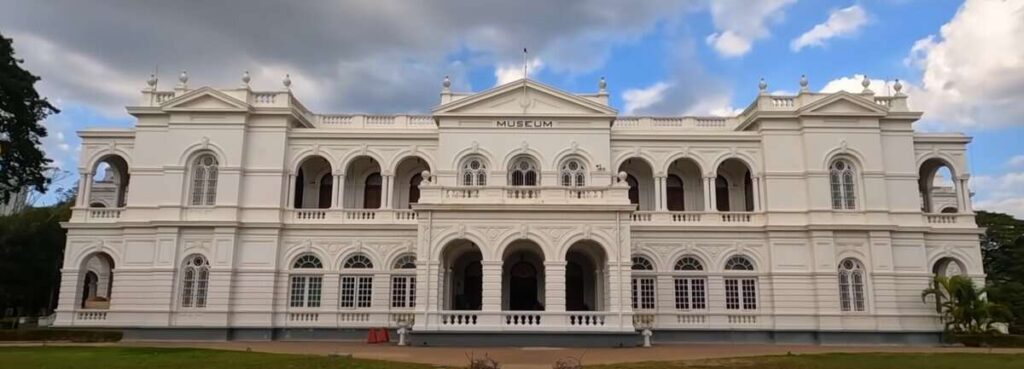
left=1, top=0, right=1022, bottom=216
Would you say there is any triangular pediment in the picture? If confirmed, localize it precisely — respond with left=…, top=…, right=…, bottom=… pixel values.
left=161, top=87, right=249, bottom=112
left=797, top=91, right=887, bottom=117
left=433, top=79, right=617, bottom=117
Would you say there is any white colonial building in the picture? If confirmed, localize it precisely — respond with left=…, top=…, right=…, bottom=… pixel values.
left=55, top=72, right=982, bottom=345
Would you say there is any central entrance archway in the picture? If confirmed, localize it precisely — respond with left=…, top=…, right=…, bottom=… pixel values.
left=502, top=240, right=545, bottom=311
left=441, top=239, right=482, bottom=310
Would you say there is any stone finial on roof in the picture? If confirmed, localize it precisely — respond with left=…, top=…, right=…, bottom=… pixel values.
left=599, top=76, right=607, bottom=93
left=758, top=78, right=767, bottom=95
left=893, top=79, right=904, bottom=96
left=146, top=74, right=158, bottom=89
left=283, top=74, right=292, bottom=90
left=242, top=70, right=251, bottom=87
left=177, top=70, right=189, bottom=89
left=799, top=74, right=808, bottom=93
left=861, top=74, right=872, bottom=94
left=442, top=75, right=451, bottom=93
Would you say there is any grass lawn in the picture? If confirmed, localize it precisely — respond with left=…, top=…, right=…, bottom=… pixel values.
left=0, top=346, right=443, bottom=369
left=0, top=347, right=1022, bottom=369
left=591, top=353, right=1024, bottom=369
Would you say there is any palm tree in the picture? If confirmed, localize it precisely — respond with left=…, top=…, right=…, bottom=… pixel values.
left=922, top=275, right=1011, bottom=334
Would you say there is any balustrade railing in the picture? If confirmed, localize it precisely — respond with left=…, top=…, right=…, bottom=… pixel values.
left=285, top=209, right=418, bottom=224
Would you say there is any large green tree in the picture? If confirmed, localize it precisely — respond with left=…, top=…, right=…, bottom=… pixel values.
left=0, top=198, right=71, bottom=317
left=976, top=211, right=1024, bottom=334
left=0, top=32, right=59, bottom=204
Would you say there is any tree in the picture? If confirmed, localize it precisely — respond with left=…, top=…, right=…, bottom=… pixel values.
left=0, top=199, right=71, bottom=318
left=0, top=32, right=59, bottom=204
left=976, top=211, right=1024, bottom=334
left=921, top=275, right=1010, bottom=335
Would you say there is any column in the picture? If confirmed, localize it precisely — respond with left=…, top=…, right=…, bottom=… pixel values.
left=81, top=172, right=94, bottom=207
left=958, top=178, right=972, bottom=212
left=335, top=174, right=346, bottom=209
left=544, top=261, right=567, bottom=312
left=77, top=174, right=90, bottom=207
left=285, top=173, right=295, bottom=208
left=752, top=176, right=762, bottom=212
left=655, top=176, right=666, bottom=211
left=704, top=176, right=716, bottom=212
left=382, top=174, right=393, bottom=209
left=481, top=261, right=502, bottom=312
left=331, top=174, right=343, bottom=208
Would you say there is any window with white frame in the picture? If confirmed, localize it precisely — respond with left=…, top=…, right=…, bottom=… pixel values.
left=340, top=254, right=374, bottom=309
left=289, top=254, right=323, bottom=308
left=508, top=156, right=539, bottom=186
left=673, top=256, right=706, bottom=310
left=460, top=156, right=488, bottom=186
left=391, top=254, right=416, bottom=308
left=631, top=255, right=656, bottom=310
left=838, top=258, right=867, bottom=312
left=560, top=158, right=587, bottom=187
left=829, top=159, right=857, bottom=210
left=724, top=255, right=757, bottom=311
left=179, top=254, right=210, bottom=308
left=189, top=154, right=219, bottom=206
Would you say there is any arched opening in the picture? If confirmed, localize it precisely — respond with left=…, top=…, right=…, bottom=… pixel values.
left=565, top=240, right=608, bottom=311
left=508, top=155, right=540, bottom=186
left=79, top=253, right=114, bottom=309
left=919, top=159, right=959, bottom=213
left=393, top=156, right=430, bottom=209
left=502, top=240, right=545, bottom=311
left=459, top=156, right=488, bottom=186
left=667, top=158, right=704, bottom=211
left=88, top=155, right=130, bottom=208
left=560, top=157, right=588, bottom=187
left=441, top=239, right=483, bottom=310
left=344, top=156, right=382, bottom=209
left=618, top=158, right=654, bottom=210
left=715, top=158, right=754, bottom=212
left=933, top=257, right=965, bottom=278
left=294, top=155, right=333, bottom=209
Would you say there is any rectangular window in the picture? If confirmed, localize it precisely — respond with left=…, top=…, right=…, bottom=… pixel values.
left=290, top=275, right=322, bottom=308
left=631, top=277, right=656, bottom=310
left=289, top=276, right=307, bottom=308
left=195, top=270, right=208, bottom=308
left=726, top=278, right=757, bottom=311
left=391, top=276, right=417, bottom=308
left=341, top=275, right=373, bottom=309
left=674, top=278, right=706, bottom=310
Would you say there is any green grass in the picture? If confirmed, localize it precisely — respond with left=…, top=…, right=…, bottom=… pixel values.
left=0, top=346, right=442, bottom=369
left=590, top=353, right=1024, bottom=369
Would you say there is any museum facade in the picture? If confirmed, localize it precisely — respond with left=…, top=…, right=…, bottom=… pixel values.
left=55, top=73, right=981, bottom=344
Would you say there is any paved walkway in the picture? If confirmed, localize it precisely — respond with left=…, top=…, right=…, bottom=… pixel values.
left=95, top=341, right=1024, bottom=369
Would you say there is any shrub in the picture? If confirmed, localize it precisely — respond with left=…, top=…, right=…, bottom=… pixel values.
left=0, top=329, right=122, bottom=342
left=952, top=334, right=1024, bottom=348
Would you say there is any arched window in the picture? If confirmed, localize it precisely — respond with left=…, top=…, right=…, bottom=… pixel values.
left=724, top=255, right=757, bottom=311
left=363, top=173, right=382, bottom=209
left=341, top=254, right=374, bottom=309
left=289, top=254, right=323, bottom=308
left=627, top=175, right=639, bottom=205
left=666, top=175, right=685, bottom=211
left=630, top=255, right=656, bottom=310
left=391, top=254, right=417, bottom=308
left=318, top=173, right=333, bottom=209
left=189, top=154, right=219, bottom=206
left=509, top=157, right=539, bottom=186
left=179, top=255, right=210, bottom=308
left=715, top=176, right=729, bottom=211
left=934, top=257, right=965, bottom=278
left=560, top=159, right=587, bottom=187
left=673, top=256, right=706, bottom=310
left=460, top=157, right=488, bottom=186
left=838, top=258, right=866, bottom=312
left=830, top=159, right=857, bottom=210
left=408, top=173, right=423, bottom=206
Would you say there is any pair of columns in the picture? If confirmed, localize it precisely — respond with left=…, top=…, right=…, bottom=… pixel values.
left=287, top=172, right=397, bottom=209
left=650, top=175, right=762, bottom=212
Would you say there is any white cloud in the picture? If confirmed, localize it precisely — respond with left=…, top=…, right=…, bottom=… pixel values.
left=706, top=0, right=796, bottom=58
left=972, top=171, right=1024, bottom=218
left=623, top=82, right=671, bottom=115
left=1008, top=155, right=1024, bottom=168
left=790, top=5, right=868, bottom=52
left=903, top=0, right=1024, bottom=130
left=494, top=58, right=544, bottom=86
left=820, top=74, right=906, bottom=96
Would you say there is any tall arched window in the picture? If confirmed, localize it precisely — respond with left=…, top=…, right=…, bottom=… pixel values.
left=460, top=157, right=488, bottom=186
left=723, top=255, right=757, bottom=311
left=289, top=254, right=323, bottom=308
left=509, top=156, right=539, bottom=186
left=341, top=254, right=374, bottom=309
left=318, top=173, right=333, bottom=209
left=630, top=255, right=656, bottom=310
left=363, top=173, right=382, bottom=209
left=837, top=258, right=866, bottom=312
left=179, top=255, right=210, bottom=308
left=830, top=159, right=857, bottom=210
left=391, top=254, right=417, bottom=308
left=666, top=175, right=685, bottom=211
left=715, top=176, right=729, bottom=211
left=560, top=159, right=587, bottom=187
left=189, top=154, right=219, bottom=206
left=673, top=256, right=706, bottom=310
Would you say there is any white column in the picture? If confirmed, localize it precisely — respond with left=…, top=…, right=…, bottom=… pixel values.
left=655, top=176, right=666, bottom=211
left=704, top=176, right=716, bottom=212
left=336, top=174, right=346, bottom=209
left=331, top=174, right=342, bottom=208
left=544, top=261, right=566, bottom=312
left=752, top=176, right=762, bottom=212
left=481, top=261, right=502, bottom=312
left=382, top=174, right=394, bottom=209
left=78, top=174, right=91, bottom=207
left=957, top=178, right=972, bottom=212
left=285, top=173, right=296, bottom=208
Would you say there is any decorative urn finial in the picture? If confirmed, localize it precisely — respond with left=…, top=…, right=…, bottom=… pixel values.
left=146, top=74, right=158, bottom=89
left=242, top=70, right=251, bottom=86
left=599, top=76, right=607, bottom=92
left=758, top=78, right=767, bottom=94
left=178, top=70, right=189, bottom=88
left=283, top=74, right=292, bottom=89
left=861, top=74, right=872, bottom=93
left=799, top=74, right=808, bottom=92
left=893, top=79, right=904, bottom=95
left=442, top=75, right=451, bottom=90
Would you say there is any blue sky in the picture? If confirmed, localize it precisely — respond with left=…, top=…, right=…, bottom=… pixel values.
left=2, top=0, right=1022, bottom=216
